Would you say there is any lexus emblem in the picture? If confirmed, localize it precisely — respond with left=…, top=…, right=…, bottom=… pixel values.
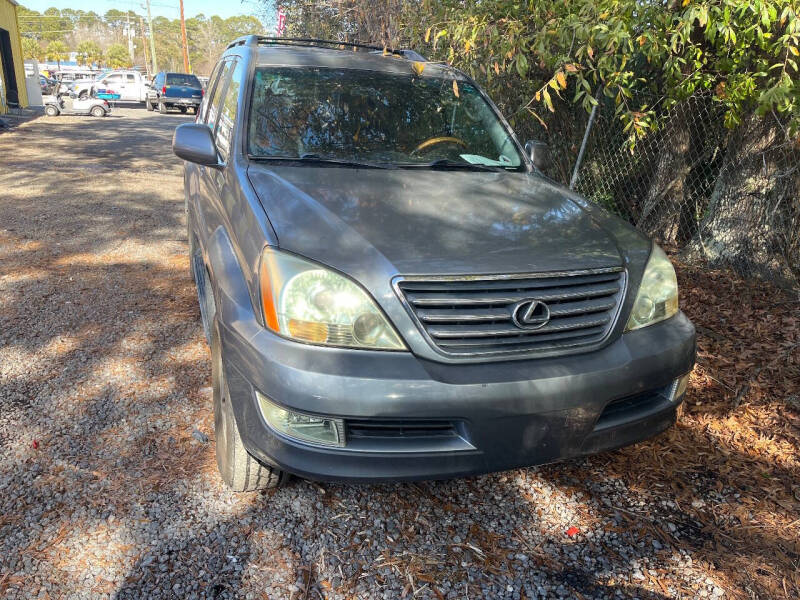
left=511, top=299, right=551, bottom=330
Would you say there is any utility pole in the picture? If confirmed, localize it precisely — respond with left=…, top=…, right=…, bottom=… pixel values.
left=124, top=13, right=135, bottom=64
left=179, top=0, right=190, bottom=72
left=144, top=0, right=158, bottom=74
left=139, top=16, right=151, bottom=78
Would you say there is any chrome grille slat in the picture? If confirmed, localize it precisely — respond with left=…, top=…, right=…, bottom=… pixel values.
left=398, top=271, right=622, bottom=292
left=405, top=283, right=620, bottom=306
left=436, top=326, right=606, bottom=347
left=417, top=297, right=617, bottom=323
left=428, top=314, right=610, bottom=339
left=418, top=307, right=512, bottom=322
left=395, top=268, right=626, bottom=359
left=437, top=339, right=602, bottom=355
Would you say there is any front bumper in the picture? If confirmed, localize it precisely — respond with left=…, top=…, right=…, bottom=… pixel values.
left=221, top=313, right=695, bottom=482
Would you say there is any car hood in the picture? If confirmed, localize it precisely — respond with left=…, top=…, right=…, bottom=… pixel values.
left=247, top=165, right=623, bottom=276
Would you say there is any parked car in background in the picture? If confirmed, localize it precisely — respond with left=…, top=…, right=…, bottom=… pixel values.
left=173, top=36, right=696, bottom=491
left=73, top=70, right=149, bottom=103
left=43, top=84, right=111, bottom=117
left=146, top=72, right=203, bottom=114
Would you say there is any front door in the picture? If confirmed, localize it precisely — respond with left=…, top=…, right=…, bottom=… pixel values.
left=123, top=73, right=138, bottom=101
left=101, top=73, right=124, bottom=99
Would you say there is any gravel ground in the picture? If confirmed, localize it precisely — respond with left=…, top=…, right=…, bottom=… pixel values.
left=0, top=107, right=795, bottom=600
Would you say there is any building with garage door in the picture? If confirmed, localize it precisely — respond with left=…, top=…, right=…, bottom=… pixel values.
left=0, top=0, right=28, bottom=114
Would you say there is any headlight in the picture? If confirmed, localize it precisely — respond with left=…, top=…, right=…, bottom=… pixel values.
left=258, top=248, right=405, bottom=350
left=625, top=244, right=679, bottom=331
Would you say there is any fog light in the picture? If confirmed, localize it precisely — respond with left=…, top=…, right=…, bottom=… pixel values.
left=257, top=391, right=344, bottom=447
left=668, top=373, right=690, bottom=402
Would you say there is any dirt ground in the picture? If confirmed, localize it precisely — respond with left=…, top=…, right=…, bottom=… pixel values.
left=0, top=107, right=798, bottom=599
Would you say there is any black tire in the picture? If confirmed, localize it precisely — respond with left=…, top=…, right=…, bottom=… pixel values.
left=145, top=99, right=154, bottom=111
left=178, top=105, right=187, bottom=113
left=44, top=105, right=59, bottom=117
left=211, top=319, right=287, bottom=491
left=158, top=101, right=168, bottom=114
left=90, top=106, right=106, bottom=117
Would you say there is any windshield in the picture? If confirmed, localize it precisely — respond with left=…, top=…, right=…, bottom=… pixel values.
left=248, top=67, right=524, bottom=168
left=167, top=73, right=201, bottom=87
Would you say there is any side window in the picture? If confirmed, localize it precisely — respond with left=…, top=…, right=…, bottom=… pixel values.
left=126, top=74, right=136, bottom=82
left=198, top=62, right=223, bottom=123
left=105, top=74, right=123, bottom=83
left=206, top=61, right=232, bottom=129
left=215, top=60, right=245, bottom=163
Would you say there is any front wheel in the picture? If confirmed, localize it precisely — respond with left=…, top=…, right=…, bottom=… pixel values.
left=211, top=319, right=288, bottom=491
left=44, top=105, right=59, bottom=117
left=90, top=106, right=106, bottom=117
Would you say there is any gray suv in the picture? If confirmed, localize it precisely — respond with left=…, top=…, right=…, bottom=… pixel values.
left=173, top=36, right=695, bottom=491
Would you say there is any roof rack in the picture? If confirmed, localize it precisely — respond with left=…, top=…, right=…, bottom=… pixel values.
left=225, top=35, right=427, bottom=61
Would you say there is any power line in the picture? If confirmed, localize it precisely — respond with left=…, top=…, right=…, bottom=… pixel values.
left=21, top=30, right=83, bottom=34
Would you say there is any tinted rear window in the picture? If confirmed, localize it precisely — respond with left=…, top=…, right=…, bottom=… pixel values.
left=166, top=73, right=201, bottom=87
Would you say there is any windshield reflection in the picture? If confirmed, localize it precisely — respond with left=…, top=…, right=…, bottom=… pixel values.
left=248, top=67, right=523, bottom=169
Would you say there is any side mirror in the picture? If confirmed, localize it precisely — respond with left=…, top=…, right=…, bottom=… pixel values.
left=173, top=123, right=220, bottom=166
left=524, top=140, right=550, bottom=172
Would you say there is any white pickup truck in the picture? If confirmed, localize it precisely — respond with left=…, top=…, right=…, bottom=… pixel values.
left=74, top=70, right=149, bottom=103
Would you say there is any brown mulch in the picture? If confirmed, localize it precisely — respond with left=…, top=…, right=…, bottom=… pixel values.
left=550, top=261, right=800, bottom=599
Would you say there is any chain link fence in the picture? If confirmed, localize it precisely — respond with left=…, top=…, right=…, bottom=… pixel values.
left=566, top=92, right=800, bottom=287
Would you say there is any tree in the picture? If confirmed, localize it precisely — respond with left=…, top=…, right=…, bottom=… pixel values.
left=76, top=41, right=103, bottom=66
left=45, top=40, right=69, bottom=68
left=21, top=37, right=43, bottom=61
left=105, top=43, right=131, bottom=68
left=41, top=8, right=72, bottom=43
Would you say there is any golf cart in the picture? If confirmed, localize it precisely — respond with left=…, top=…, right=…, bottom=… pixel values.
left=43, top=83, right=111, bottom=117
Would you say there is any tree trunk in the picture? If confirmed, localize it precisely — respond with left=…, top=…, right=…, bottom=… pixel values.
left=683, top=114, right=800, bottom=286
left=638, top=101, right=693, bottom=246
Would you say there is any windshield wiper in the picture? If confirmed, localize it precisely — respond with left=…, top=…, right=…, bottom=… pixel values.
left=403, top=158, right=505, bottom=172
left=249, top=154, right=395, bottom=169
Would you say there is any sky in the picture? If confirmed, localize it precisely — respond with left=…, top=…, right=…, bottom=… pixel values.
left=19, top=0, right=272, bottom=21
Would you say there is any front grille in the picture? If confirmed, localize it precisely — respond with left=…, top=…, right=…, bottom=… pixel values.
left=395, top=267, right=626, bottom=358
left=346, top=419, right=458, bottom=440
left=594, top=383, right=672, bottom=430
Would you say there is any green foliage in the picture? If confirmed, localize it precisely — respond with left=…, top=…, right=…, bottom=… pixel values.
left=75, top=41, right=103, bottom=67
left=45, top=40, right=68, bottom=67
left=21, top=37, right=42, bottom=60
left=105, top=44, right=131, bottom=69
left=412, top=0, right=800, bottom=142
